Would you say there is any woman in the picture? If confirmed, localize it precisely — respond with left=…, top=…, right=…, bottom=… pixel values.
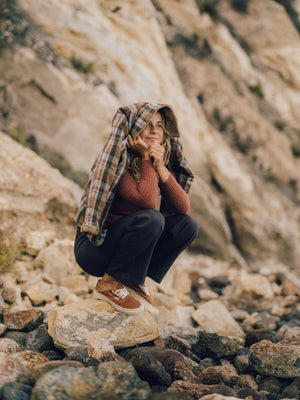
left=74, top=102, right=199, bottom=315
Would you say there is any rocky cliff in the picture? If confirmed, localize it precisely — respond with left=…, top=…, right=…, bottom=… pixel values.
left=1, top=0, right=300, bottom=268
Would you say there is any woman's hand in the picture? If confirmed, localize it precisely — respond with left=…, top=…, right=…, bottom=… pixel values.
left=149, top=143, right=170, bottom=183
left=127, top=135, right=150, bottom=160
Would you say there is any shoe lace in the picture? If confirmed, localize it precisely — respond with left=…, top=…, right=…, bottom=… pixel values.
left=139, top=285, right=150, bottom=296
left=112, top=287, right=129, bottom=299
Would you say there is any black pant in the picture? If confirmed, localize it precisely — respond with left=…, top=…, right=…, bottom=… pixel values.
left=74, top=209, right=199, bottom=285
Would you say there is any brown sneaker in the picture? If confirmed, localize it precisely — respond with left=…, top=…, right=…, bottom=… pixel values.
left=95, top=280, right=144, bottom=315
left=124, top=283, right=159, bottom=315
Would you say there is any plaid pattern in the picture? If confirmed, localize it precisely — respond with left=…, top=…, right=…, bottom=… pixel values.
left=75, top=102, right=195, bottom=238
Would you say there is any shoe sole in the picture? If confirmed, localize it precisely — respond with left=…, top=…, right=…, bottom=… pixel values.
left=96, top=291, right=144, bottom=315
left=124, top=286, right=159, bottom=315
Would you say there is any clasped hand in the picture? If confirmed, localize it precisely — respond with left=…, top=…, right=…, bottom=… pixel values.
left=127, top=135, right=164, bottom=169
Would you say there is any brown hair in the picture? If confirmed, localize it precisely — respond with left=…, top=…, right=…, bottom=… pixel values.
left=128, top=111, right=171, bottom=182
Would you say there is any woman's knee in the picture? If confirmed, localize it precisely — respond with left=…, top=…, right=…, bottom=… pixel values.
left=184, top=215, right=199, bottom=239
left=135, top=209, right=165, bottom=236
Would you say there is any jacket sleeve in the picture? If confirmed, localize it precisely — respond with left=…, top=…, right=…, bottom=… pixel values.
left=80, top=113, right=128, bottom=235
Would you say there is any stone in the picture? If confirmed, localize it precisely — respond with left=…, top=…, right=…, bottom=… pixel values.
left=249, top=338, right=300, bottom=378
left=173, top=361, right=201, bottom=383
left=24, top=324, right=55, bottom=353
left=0, top=324, right=7, bottom=336
left=122, top=347, right=172, bottom=387
left=234, top=374, right=258, bottom=390
left=34, top=243, right=75, bottom=285
left=242, top=311, right=280, bottom=331
left=87, top=338, right=123, bottom=363
left=192, top=332, right=245, bottom=359
left=25, top=230, right=56, bottom=256
left=198, top=361, right=239, bottom=387
left=30, top=365, right=100, bottom=400
left=192, top=300, right=245, bottom=338
left=96, top=361, right=151, bottom=399
left=0, top=353, right=24, bottom=389
left=3, top=309, right=43, bottom=332
left=282, top=377, right=300, bottom=399
left=147, top=393, right=194, bottom=400
left=17, top=360, right=83, bottom=386
left=166, top=335, right=201, bottom=363
left=47, top=299, right=160, bottom=350
left=167, top=381, right=218, bottom=398
left=196, top=396, right=239, bottom=400
left=233, top=355, right=252, bottom=375
left=0, top=338, right=22, bottom=354
left=257, top=376, right=283, bottom=394
left=21, top=279, right=58, bottom=306
left=11, top=351, right=49, bottom=370
left=0, top=382, right=32, bottom=400
left=0, top=133, right=77, bottom=243
left=245, top=329, right=278, bottom=347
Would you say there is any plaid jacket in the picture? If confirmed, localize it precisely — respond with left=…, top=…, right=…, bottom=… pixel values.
left=75, top=102, right=194, bottom=239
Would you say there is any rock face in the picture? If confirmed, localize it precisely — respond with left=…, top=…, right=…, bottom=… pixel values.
left=47, top=299, right=160, bottom=349
left=0, top=0, right=300, bottom=267
left=0, top=131, right=78, bottom=241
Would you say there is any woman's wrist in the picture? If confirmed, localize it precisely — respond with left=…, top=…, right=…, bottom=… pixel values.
left=156, top=165, right=170, bottom=183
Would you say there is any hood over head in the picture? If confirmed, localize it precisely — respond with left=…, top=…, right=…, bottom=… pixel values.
left=113, top=102, right=180, bottom=139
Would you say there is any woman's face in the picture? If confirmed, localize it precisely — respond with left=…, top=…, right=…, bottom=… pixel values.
left=140, top=112, right=164, bottom=147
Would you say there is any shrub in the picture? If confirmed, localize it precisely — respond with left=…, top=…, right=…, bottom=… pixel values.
left=248, top=82, right=264, bottom=98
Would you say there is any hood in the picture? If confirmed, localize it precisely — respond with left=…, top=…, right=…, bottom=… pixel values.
left=113, top=102, right=180, bottom=139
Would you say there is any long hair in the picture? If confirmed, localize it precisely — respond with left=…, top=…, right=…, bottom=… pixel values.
left=128, top=111, right=171, bottom=182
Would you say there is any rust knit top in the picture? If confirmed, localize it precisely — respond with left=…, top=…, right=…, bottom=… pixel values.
left=104, top=160, right=190, bottom=227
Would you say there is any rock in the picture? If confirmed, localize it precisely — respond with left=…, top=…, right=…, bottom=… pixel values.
left=282, top=377, right=300, bottom=399
left=249, top=338, right=300, bottom=378
left=25, top=230, right=56, bottom=256
left=245, top=329, right=278, bottom=347
left=0, top=323, right=7, bottom=336
left=232, top=273, right=275, bottom=300
left=147, top=393, right=194, bottom=400
left=233, top=355, right=252, bottom=375
left=235, top=373, right=258, bottom=390
left=3, top=332, right=27, bottom=347
left=198, top=360, right=239, bottom=387
left=167, top=381, right=218, bottom=398
left=257, top=376, right=283, bottom=394
left=122, top=347, right=172, bottom=387
left=192, top=300, right=245, bottom=338
left=236, top=388, right=266, bottom=400
left=0, top=381, right=32, bottom=400
left=196, top=396, right=239, bottom=400
left=173, top=360, right=201, bottom=383
left=30, top=365, right=99, bottom=400
left=192, top=332, right=245, bottom=360
left=0, top=353, right=24, bottom=389
left=24, top=324, right=55, bottom=353
left=121, top=346, right=196, bottom=382
left=167, top=306, right=195, bottom=329
left=47, top=299, right=160, bottom=350
left=11, top=351, right=48, bottom=370
left=87, top=338, right=123, bottom=363
left=21, top=279, right=58, bottom=306
left=0, top=338, right=23, bottom=354
left=3, top=309, right=43, bottom=332
left=17, top=360, right=83, bottom=386
left=0, top=133, right=77, bottom=242
left=166, top=335, right=201, bottom=363
left=34, top=240, right=76, bottom=285
left=242, top=311, right=280, bottom=332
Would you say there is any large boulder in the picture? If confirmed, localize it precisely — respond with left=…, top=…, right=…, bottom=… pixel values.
left=47, top=299, right=160, bottom=350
